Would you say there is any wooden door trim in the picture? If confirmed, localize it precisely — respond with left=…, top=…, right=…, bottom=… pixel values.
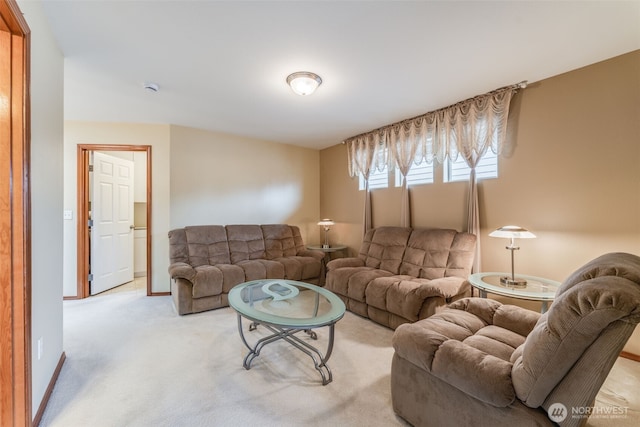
left=76, top=144, right=153, bottom=298
left=0, top=1, right=31, bottom=425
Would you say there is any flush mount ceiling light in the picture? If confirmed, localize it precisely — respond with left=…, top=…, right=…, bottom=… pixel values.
left=286, top=71, right=322, bottom=96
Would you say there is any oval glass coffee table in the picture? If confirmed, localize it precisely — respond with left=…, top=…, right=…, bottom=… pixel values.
left=469, top=272, right=561, bottom=313
left=228, top=279, right=346, bottom=385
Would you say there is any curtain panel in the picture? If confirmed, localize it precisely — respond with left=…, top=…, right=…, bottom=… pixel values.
left=345, top=132, right=388, bottom=234
left=344, top=82, right=525, bottom=260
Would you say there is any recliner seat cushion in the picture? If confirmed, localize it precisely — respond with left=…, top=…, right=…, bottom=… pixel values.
left=236, top=259, right=284, bottom=281
left=393, top=298, right=533, bottom=407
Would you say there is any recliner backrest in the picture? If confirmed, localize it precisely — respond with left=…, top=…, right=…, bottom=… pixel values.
left=511, top=252, right=640, bottom=415
left=358, top=227, right=412, bottom=274
left=168, top=225, right=231, bottom=267
left=226, top=225, right=267, bottom=264
left=262, top=224, right=297, bottom=259
left=399, top=229, right=476, bottom=279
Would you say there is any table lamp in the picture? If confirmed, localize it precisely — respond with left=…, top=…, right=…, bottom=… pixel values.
left=317, top=219, right=335, bottom=248
left=489, top=225, right=536, bottom=287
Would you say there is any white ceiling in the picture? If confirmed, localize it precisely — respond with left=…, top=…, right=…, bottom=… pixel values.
left=39, top=1, right=640, bottom=150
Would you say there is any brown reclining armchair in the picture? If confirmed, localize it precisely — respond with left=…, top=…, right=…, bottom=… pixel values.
left=391, top=252, right=640, bottom=427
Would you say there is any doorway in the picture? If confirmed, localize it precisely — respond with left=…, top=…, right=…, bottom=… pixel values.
left=77, top=144, right=153, bottom=298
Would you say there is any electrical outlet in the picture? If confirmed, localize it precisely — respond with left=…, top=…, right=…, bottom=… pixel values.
left=63, top=210, right=73, bottom=220
left=37, top=337, right=43, bottom=360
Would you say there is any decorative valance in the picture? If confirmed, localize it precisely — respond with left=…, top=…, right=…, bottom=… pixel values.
left=344, top=81, right=527, bottom=176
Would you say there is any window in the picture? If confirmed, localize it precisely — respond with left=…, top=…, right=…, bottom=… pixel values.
left=358, top=166, right=389, bottom=190
left=395, top=160, right=434, bottom=187
left=444, top=150, right=498, bottom=183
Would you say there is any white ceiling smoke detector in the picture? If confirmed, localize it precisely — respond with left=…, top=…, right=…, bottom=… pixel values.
left=143, top=82, right=159, bottom=92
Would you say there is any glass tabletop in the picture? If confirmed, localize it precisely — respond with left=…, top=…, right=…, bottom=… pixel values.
left=228, top=279, right=346, bottom=328
left=469, top=272, right=561, bottom=301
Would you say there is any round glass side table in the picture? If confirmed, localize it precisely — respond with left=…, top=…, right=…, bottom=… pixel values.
left=468, top=272, right=561, bottom=313
left=306, top=244, right=347, bottom=264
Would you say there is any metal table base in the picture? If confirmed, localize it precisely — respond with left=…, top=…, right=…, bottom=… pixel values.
left=236, top=315, right=336, bottom=385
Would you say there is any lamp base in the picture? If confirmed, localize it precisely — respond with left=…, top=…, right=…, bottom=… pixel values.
left=500, top=276, right=527, bottom=288
left=322, top=244, right=330, bottom=249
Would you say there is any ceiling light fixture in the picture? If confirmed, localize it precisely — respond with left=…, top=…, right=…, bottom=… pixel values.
left=286, top=71, right=322, bottom=96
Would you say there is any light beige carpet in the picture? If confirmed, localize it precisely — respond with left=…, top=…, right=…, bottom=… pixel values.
left=39, top=287, right=639, bottom=427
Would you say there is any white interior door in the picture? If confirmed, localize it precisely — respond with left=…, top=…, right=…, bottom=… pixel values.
left=90, top=152, right=135, bottom=295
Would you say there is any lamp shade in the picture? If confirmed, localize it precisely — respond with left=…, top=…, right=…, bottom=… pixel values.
left=489, top=225, right=536, bottom=239
left=317, top=219, right=334, bottom=227
left=287, top=72, right=322, bottom=96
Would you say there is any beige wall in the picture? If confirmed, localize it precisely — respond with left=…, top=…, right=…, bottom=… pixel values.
left=320, top=50, right=640, bottom=353
left=19, top=0, right=65, bottom=416
left=169, top=125, right=321, bottom=244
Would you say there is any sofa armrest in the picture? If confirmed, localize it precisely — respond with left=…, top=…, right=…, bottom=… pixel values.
left=449, top=298, right=541, bottom=337
left=326, top=257, right=365, bottom=271
left=414, top=277, right=470, bottom=300
left=431, top=340, right=516, bottom=407
left=168, top=262, right=196, bottom=282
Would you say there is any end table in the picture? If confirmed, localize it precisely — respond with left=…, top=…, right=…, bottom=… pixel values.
left=468, top=272, right=561, bottom=313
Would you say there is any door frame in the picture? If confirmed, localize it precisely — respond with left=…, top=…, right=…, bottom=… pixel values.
left=76, top=144, right=153, bottom=298
left=0, top=0, right=31, bottom=425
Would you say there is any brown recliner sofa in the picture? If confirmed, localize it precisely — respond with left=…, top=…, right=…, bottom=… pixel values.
left=168, top=224, right=324, bottom=315
left=325, top=226, right=477, bottom=329
left=391, top=252, right=640, bottom=427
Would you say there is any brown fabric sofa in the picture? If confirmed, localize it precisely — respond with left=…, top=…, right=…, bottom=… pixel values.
left=391, top=252, right=640, bottom=427
left=325, top=226, right=477, bottom=329
left=168, top=224, right=324, bottom=315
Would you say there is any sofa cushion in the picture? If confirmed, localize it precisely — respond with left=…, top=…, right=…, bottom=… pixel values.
left=262, top=224, right=297, bottom=258
left=444, top=232, right=478, bottom=278
left=227, top=225, right=266, bottom=263
left=365, top=276, right=425, bottom=322
left=398, top=229, right=476, bottom=279
left=216, top=264, right=246, bottom=293
left=184, top=225, right=231, bottom=267
left=400, top=229, right=456, bottom=279
left=359, top=227, right=411, bottom=274
left=274, top=256, right=322, bottom=280
left=325, top=266, right=393, bottom=303
left=366, top=276, right=471, bottom=322
left=236, top=259, right=285, bottom=281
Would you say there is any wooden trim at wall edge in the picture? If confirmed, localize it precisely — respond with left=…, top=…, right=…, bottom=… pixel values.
left=32, top=352, right=65, bottom=427
left=620, top=351, right=640, bottom=363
